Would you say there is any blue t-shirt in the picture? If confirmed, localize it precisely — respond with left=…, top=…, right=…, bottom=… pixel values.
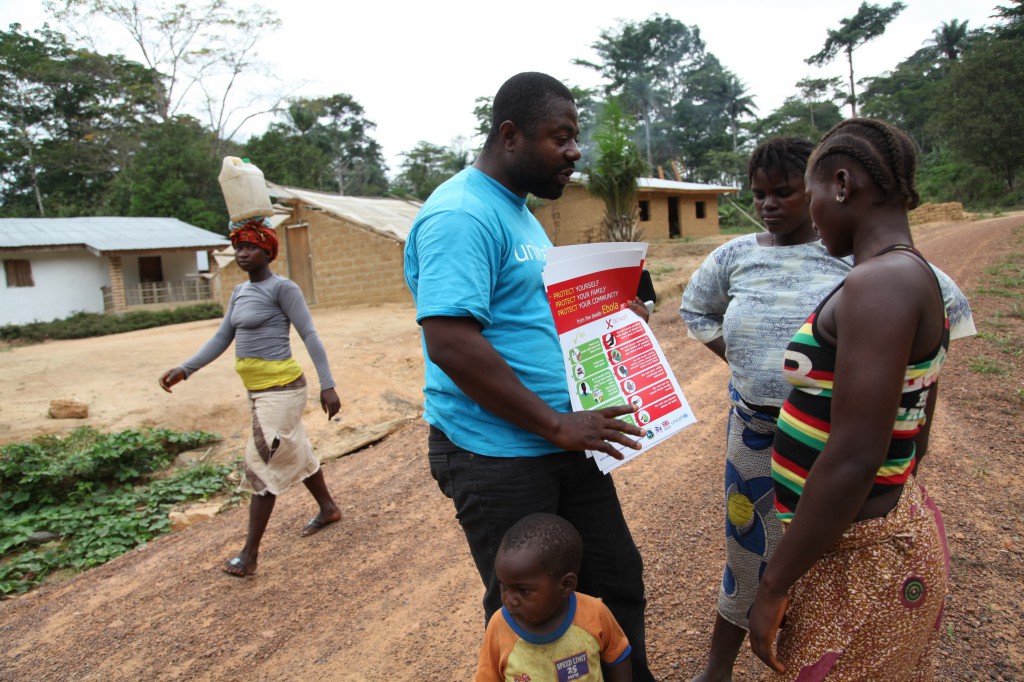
left=404, top=167, right=570, bottom=457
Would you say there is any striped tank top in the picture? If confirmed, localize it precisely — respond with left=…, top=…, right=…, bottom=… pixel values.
left=771, top=245, right=950, bottom=523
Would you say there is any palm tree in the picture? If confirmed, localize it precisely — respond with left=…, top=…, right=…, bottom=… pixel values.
left=927, top=19, right=969, bottom=63
left=723, top=75, right=757, bottom=153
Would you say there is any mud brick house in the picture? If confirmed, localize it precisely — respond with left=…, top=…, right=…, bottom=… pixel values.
left=533, top=174, right=738, bottom=246
left=213, top=184, right=423, bottom=309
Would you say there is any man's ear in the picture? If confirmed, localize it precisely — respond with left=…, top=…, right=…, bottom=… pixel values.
left=498, top=120, right=519, bottom=152
left=559, top=572, right=578, bottom=597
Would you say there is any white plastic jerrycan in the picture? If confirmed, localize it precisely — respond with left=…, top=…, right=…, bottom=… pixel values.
left=218, top=156, right=273, bottom=222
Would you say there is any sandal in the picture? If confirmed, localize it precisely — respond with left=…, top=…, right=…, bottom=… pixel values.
left=300, top=514, right=340, bottom=537
left=221, top=556, right=256, bottom=577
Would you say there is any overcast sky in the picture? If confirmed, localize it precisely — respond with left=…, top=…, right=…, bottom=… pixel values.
left=1, top=0, right=1003, bottom=173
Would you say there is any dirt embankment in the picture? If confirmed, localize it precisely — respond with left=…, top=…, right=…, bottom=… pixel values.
left=1, top=216, right=1022, bottom=681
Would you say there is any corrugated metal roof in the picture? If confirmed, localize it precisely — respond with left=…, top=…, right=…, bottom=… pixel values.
left=268, top=183, right=423, bottom=243
left=637, top=176, right=738, bottom=193
left=569, top=172, right=738, bottom=193
left=0, top=217, right=230, bottom=253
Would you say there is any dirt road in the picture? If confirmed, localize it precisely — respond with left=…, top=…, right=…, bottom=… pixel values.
left=1, top=216, right=1021, bottom=681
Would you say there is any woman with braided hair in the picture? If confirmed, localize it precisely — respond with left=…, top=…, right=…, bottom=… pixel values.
left=159, top=219, right=343, bottom=577
left=681, top=136, right=971, bottom=682
left=749, top=119, right=953, bottom=679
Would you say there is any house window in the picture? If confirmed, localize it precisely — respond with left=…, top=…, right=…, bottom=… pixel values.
left=638, top=200, right=650, bottom=222
left=4, top=259, right=34, bottom=287
left=696, top=201, right=707, bottom=219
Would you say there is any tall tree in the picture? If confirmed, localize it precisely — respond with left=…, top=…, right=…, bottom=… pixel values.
left=244, top=94, right=388, bottom=196
left=621, top=76, right=664, bottom=168
left=749, top=96, right=843, bottom=142
left=795, top=76, right=843, bottom=130
left=806, top=1, right=906, bottom=116
left=992, top=0, right=1024, bottom=38
left=937, top=35, right=1024, bottom=190
left=115, top=116, right=228, bottom=232
left=668, top=55, right=736, bottom=182
left=46, top=0, right=281, bottom=143
left=394, top=140, right=469, bottom=200
left=722, top=74, right=757, bottom=153
left=585, top=98, right=648, bottom=242
left=576, top=14, right=708, bottom=168
left=927, top=19, right=970, bottom=63
left=0, top=23, right=159, bottom=216
left=860, top=44, right=946, bottom=152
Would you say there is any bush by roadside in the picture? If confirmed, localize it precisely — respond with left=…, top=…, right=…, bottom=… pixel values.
left=0, top=303, right=223, bottom=345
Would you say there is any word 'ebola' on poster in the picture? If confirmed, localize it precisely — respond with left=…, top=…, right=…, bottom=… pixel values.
left=543, top=243, right=696, bottom=473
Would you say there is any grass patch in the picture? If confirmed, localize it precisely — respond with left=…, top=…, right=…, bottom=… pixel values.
left=968, top=357, right=1010, bottom=375
left=0, top=426, right=236, bottom=595
left=0, top=303, right=223, bottom=345
left=719, top=225, right=760, bottom=235
left=974, top=229, right=1024, bottom=361
left=975, top=286, right=1021, bottom=299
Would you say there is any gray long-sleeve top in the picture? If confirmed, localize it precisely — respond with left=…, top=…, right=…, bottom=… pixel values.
left=179, top=275, right=335, bottom=390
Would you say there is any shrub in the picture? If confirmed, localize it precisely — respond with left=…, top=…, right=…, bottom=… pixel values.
left=0, top=427, right=232, bottom=595
left=0, top=303, right=223, bottom=344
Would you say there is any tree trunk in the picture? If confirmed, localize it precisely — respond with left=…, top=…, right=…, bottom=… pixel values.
left=846, top=46, right=858, bottom=117
left=22, top=130, right=45, bottom=216
left=643, top=108, right=653, bottom=170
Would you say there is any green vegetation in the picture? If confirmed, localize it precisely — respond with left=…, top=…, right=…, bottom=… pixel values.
left=967, top=357, right=1011, bottom=374
left=586, top=98, right=647, bottom=242
left=0, top=303, right=222, bottom=345
left=973, top=229, right=1024, bottom=365
left=0, top=427, right=232, bottom=595
left=2, top=3, right=1022, bottom=221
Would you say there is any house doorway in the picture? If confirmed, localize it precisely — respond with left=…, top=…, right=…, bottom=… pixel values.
left=286, top=224, right=316, bottom=305
left=668, top=197, right=680, bottom=238
left=138, top=256, right=164, bottom=283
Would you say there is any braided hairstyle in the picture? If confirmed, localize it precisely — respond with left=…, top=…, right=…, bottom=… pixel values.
left=499, top=513, right=583, bottom=578
left=809, top=118, right=921, bottom=210
left=747, top=137, right=816, bottom=185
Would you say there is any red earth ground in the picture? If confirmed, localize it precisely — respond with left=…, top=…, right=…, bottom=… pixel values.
left=0, top=215, right=1021, bottom=681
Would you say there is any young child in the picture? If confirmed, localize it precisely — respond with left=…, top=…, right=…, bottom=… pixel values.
left=474, top=513, right=632, bottom=682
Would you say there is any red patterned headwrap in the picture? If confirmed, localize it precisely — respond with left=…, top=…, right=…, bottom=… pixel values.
left=229, top=219, right=278, bottom=262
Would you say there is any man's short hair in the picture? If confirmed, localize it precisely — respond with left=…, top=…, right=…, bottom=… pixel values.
left=484, top=72, right=575, bottom=149
left=499, top=512, right=583, bottom=577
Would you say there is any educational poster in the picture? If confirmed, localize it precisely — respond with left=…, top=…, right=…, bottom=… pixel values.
left=543, top=243, right=697, bottom=473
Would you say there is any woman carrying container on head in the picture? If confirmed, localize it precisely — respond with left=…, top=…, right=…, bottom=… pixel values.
left=159, top=217, right=342, bottom=577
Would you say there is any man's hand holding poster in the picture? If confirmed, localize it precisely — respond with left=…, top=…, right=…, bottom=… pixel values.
left=543, top=243, right=697, bottom=473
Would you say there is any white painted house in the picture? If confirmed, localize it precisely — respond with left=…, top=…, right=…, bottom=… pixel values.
left=1, top=217, right=230, bottom=325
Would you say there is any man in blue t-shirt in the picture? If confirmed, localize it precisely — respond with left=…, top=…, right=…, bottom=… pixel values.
left=404, top=72, right=654, bottom=681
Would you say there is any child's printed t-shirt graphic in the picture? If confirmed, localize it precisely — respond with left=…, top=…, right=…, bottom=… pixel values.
left=543, top=243, right=696, bottom=473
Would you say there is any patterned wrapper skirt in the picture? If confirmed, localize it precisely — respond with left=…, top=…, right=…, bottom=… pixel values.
left=242, top=375, right=320, bottom=496
left=771, top=478, right=949, bottom=681
left=719, top=397, right=783, bottom=629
